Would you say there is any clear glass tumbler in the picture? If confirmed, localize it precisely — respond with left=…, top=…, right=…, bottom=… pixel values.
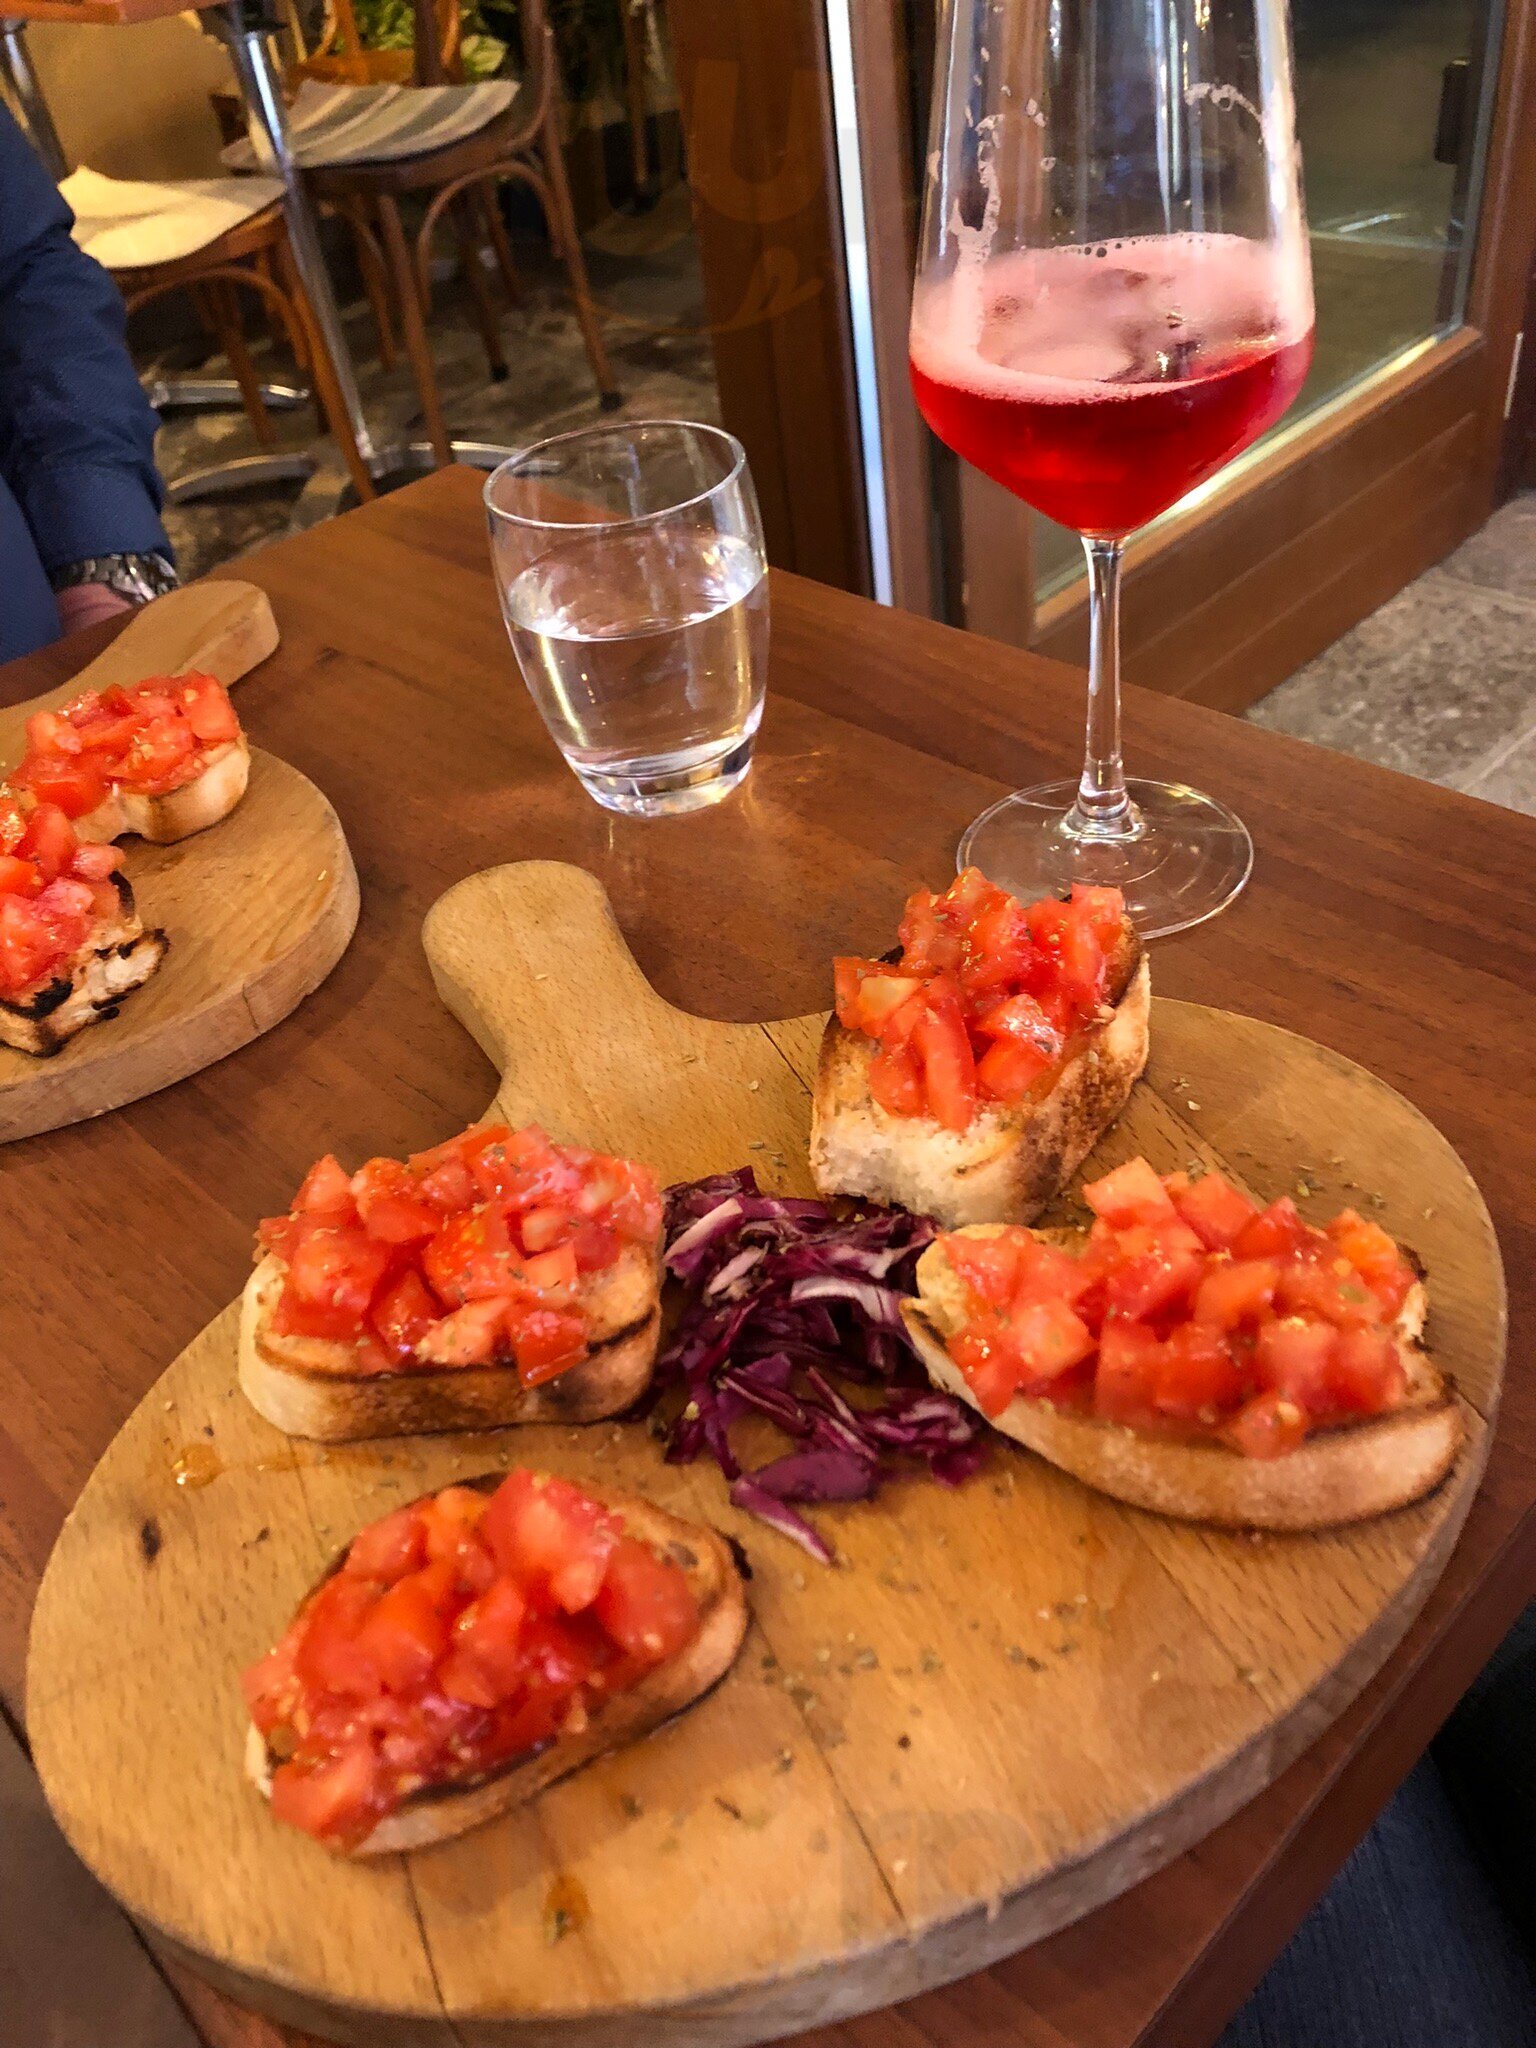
left=485, top=420, right=769, bottom=817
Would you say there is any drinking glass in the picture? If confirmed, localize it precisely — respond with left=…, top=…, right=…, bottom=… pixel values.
left=912, top=0, right=1314, bottom=935
left=485, top=421, right=769, bottom=817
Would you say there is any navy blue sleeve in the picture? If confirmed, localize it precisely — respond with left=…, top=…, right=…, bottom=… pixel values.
left=0, top=103, right=171, bottom=573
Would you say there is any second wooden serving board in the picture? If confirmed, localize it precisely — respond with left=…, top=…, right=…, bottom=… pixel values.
left=26, top=863, right=1504, bottom=2047
left=0, top=583, right=359, bottom=1142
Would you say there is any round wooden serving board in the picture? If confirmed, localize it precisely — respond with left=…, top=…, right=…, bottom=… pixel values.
left=27, top=863, right=1504, bottom=2048
left=0, top=583, right=358, bottom=1142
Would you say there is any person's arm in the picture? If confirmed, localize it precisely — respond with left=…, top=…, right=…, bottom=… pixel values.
left=0, top=104, right=174, bottom=593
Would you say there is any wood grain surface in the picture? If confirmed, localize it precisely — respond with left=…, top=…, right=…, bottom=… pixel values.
left=0, top=582, right=357, bottom=1142
left=4, top=468, right=1534, bottom=2048
left=26, top=860, right=1503, bottom=2046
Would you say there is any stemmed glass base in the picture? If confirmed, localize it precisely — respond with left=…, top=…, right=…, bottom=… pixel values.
left=957, top=778, right=1253, bottom=939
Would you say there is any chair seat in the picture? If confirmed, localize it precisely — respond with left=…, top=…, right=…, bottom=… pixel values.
left=221, top=79, right=520, bottom=174
left=60, top=167, right=284, bottom=271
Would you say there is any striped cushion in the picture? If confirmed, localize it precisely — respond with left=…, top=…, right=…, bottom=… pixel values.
left=221, top=79, right=518, bottom=172
left=60, top=167, right=284, bottom=269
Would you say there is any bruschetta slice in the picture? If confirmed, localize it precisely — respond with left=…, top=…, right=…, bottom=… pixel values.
left=243, top=1469, right=749, bottom=1854
left=10, top=671, right=248, bottom=845
left=900, top=1157, right=1462, bottom=1530
left=0, top=796, right=165, bottom=1056
left=239, top=1124, right=665, bottom=1441
left=811, top=870, right=1149, bottom=1228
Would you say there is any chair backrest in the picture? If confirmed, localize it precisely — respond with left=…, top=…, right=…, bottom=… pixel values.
left=408, top=0, right=551, bottom=95
left=289, top=0, right=552, bottom=108
left=297, top=0, right=462, bottom=86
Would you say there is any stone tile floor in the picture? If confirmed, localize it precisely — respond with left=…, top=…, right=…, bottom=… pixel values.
left=1247, top=494, right=1536, bottom=816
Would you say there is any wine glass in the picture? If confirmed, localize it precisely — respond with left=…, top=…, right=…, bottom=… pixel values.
left=911, top=0, right=1314, bottom=936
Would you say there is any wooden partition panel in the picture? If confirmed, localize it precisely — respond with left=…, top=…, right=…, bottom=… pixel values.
left=666, top=0, right=869, bottom=595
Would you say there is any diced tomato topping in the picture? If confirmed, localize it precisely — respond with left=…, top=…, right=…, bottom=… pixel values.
left=269, top=1280, right=360, bottom=1343
left=1101, top=1220, right=1204, bottom=1321
left=0, top=853, right=37, bottom=897
left=945, top=1233, right=1024, bottom=1312
left=67, top=840, right=121, bottom=881
left=1224, top=1390, right=1310, bottom=1459
left=293, top=1154, right=357, bottom=1222
left=521, top=1241, right=579, bottom=1301
left=1083, top=1156, right=1176, bottom=1229
left=837, top=870, right=1129, bottom=1128
left=1232, top=1197, right=1314, bottom=1260
left=1192, top=1258, right=1279, bottom=1331
left=506, top=1304, right=589, bottom=1387
left=949, top=1324, right=1018, bottom=1418
left=976, top=1035, right=1052, bottom=1103
left=1328, top=1210, right=1416, bottom=1319
left=594, top=1538, right=697, bottom=1666
left=976, top=989, right=1063, bottom=1057
left=15, top=804, right=77, bottom=884
left=1069, top=883, right=1128, bottom=950
left=1094, top=1317, right=1165, bottom=1423
left=343, top=1504, right=427, bottom=1583
left=1170, top=1169, right=1260, bottom=1250
left=12, top=756, right=109, bottom=818
left=269, top=1741, right=385, bottom=1847
left=869, top=1039, right=925, bottom=1117
left=910, top=996, right=977, bottom=1132
left=246, top=1470, right=699, bottom=1849
left=481, top=1470, right=619, bottom=1610
left=936, top=1156, right=1417, bottom=1456
left=1274, top=1257, right=1383, bottom=1329
left=178, top=673, right=242, bottom=744
left=255, top=1126, right=659, bottom=1387
left=414, top=1297, right=511, bottom=1369
left=351, top=1567, right=453, bottom=1692
left=10, top=673, right=243, bottom=813
left=1326, top=1327, right=1408, bottom=1414
left=1254, top=1317, right=1338, bottom=1414
left=369, top=1270, right=440, bottom=1358
left=1005, top=1298, right=1094, bottom=1384
left=351, top=1157, right=440, bottom=1243
left=1154, top=1323, right=1243, bottom=1420
left=287, top=1224, right=393, bottom=1319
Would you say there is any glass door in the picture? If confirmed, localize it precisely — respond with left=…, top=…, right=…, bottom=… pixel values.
left=832, top=0, right=1536, bottom=712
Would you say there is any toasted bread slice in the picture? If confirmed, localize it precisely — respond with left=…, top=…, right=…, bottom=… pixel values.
left=239, top=1241, right=661, bottom=1442
left=245, top=1474, right=750, bottom=1856
left=811, top=930, right=1150, bottom=1229
left=902, top=1226, right=1463, bottom=1529
left=71, top=738, right=250, bottom=846
left=0, top=872, right=166, bottom=1056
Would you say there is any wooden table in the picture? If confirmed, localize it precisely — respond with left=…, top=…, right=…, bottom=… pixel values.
left=4, top=466, right=1533, bottom=2048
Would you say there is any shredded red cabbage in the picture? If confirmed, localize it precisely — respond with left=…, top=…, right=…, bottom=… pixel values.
left=648, top=1168, right=987, bottom=1561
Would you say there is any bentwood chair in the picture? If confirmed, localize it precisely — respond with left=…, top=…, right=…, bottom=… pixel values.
left=223, top=0, right=619, bottom=466
left=63, top=167, right=373, bottom=500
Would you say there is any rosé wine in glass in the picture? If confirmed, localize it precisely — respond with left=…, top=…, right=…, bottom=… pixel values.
left=910, top=234, right=1314, bottom=538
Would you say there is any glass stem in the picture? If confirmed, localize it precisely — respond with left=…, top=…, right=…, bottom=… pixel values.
left=1066, top=535, right=1138, bottom=840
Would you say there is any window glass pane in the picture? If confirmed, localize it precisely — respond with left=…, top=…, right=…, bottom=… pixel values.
left=1031, top=0, right=1503, bottom=598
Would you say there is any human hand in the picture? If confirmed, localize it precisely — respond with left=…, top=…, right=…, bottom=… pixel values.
left=55, top=580, right=136, bottom=637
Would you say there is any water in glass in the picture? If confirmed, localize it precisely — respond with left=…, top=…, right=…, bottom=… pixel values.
left=486, top=420, right=768, bottom=818
left=502, top=525, right=768, bottom=808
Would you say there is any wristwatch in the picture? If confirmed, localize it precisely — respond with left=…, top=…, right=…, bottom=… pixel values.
left=50, top=552, right=179, bottom=606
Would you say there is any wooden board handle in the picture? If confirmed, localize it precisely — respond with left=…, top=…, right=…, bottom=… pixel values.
left=422, top=863, right=686, bottom=1144
left=68, top=580, right=278, bottom=695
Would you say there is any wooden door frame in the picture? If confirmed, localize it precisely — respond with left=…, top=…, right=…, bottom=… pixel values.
left=665, top=0, right=870, bottom=595
left=850, top=0, right=1536, bottom=709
